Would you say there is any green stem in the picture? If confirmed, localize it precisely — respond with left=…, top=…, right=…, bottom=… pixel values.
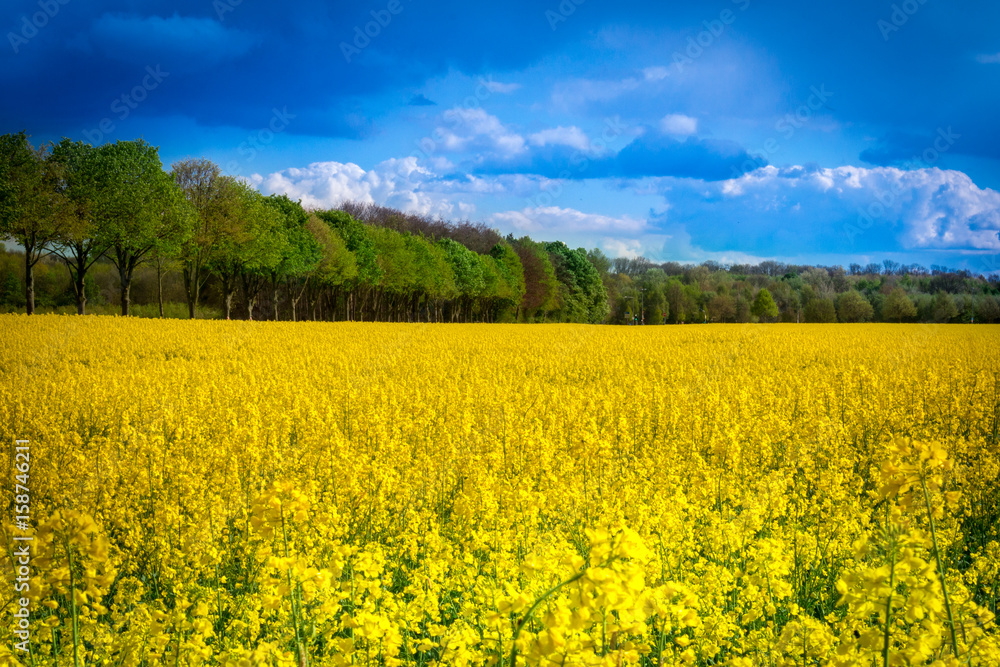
left=920, top=477, right=960, bottom=657
left=656, top=616, right=667, bottom=667
left=882, top=513, right=897, bottom=667
left=67, top=542, right=80, bottom=667
left=281, top=509, right=307, bottom=667
left=507, top=569, right=588, bottom=666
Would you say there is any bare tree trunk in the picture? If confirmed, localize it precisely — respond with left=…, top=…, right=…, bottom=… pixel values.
left=220, top=270, right=236, bottom=320
left=271, top=277, right=280, bottom=321
left=74, top=270, right=86, bottom=315
left=156, top=258, right=164, bottom=318
left=120, top=276, right=131, bottom=316
left=183, top=269, right=195, bottom=319
left=73, top=257, right=87, bottom=315
left=24, top=248, right=35, bottom=315
left=114, top=248, right=138, bottom=317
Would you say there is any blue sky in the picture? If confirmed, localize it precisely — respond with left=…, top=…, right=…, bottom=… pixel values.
left=4, top=0, right=1000, bottom=273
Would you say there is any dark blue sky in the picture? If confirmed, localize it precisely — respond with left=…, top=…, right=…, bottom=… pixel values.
left=4, top=0, right=999, bottom=271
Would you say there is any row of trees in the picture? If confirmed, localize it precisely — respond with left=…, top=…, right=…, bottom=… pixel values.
left=0, top=134, right=609, bottom=323
left=601, top=258, right=1000, bottom=324
left=3, top=132, right=998, bottom=324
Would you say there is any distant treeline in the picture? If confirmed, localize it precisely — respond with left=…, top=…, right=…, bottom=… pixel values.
left=1, top=132, right=998, bottom=323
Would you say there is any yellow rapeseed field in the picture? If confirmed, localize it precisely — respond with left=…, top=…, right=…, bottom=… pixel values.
left=1, top=316, right=999, bottom=666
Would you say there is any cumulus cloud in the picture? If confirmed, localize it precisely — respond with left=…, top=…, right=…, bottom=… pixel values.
left=528, top=126, right=590, bottom=151
left=438, top=107, right=525, bottom=155
left=252, top=158, right=559, bottom=218
left=490, top=206, right=646, bottom=236
left=660, top=113, right=698, bottom=137
left=254, top=157, right=462, bottom=217
left=717, top=165, right=1000, bottom=252
left=601, top=237, right=645, bottom=258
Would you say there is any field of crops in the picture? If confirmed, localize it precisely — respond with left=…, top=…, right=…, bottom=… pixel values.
left=1, top=317, right=998, bottom=666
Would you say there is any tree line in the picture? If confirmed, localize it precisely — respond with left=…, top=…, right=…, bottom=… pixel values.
left=602, top=257, right=1000, bottom=324
left=1, top=132, right=997, bottom=323
left=0, top=133, right=607, bottom=323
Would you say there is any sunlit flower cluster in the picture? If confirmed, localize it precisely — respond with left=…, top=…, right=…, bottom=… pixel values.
left=0, top=317, right=998, bottom=665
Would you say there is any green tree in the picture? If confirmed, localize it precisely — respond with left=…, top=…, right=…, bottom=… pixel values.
left=882, top=287, right=917, bottom=323
left=90, top=140, right=193, bottom=316
left=544, top=241, right=609, bottom=323
left=752, top=288, right=779, bottom=321
left=438, top=237, right=484, bottom=322
left=586, top=247, right=612, bottom=277
left=49, top=139, right=107, bottom=315
left=405, top=233, right=456, bottom=322
left=512, top=237, right=559, bottom=321
left=644, top=285, right=666, bottom=324
left=974, top=295, right=1000, bottom=323
left=932, top=290, right=958, bottom=323
left=316, top=209, right=382, bottom=320
left=835, top=289, right=874, bottom=323
left=302, top=214, right=357, bottom=320
left=370, top=225, right=417, bottom=321
left=172, top=159, right=244, bottom=319
left=665, top=280, right=687, bottom=323
left=804, top=297, right=837, bottom=323
left=237, top=193, right=287, bottom=320
left=262, top=194, right=319, bottom=320
left=209, top=181, right=284, bottom=319
left=707, top=292, right=734, bottom=323
left=489, top=242, right=526, bottom=322
left=0, top=132, right=70, bottom=314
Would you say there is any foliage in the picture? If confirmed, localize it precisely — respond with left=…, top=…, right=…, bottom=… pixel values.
left=883, top=287, right=918, bottom=323
left=751, top=287, right=779, bottom=321
left=836, top=289, right=875, bottom=323
left=804, top=297, right=837, bottom=323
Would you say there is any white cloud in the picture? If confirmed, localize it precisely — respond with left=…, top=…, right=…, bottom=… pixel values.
left=253, top=159, right=552, bottom=218
left=490, top=206, right=646, bottom=235
left=480, top=78, right=521, bottom=93
left=438, top=107, right=525, bottom=155
left=255, top=157, right=458, bottom=216
left=975, top=52, right=1000, bottom=64
left=643, top=66, right=670, bottom=81
left=602, top=237, right=645, bottom=258
left=719, top=165, right=1000, bottom=252
left=660, top=113, right=698, bottom=137
left=528, top=126, right=590, bottom=151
